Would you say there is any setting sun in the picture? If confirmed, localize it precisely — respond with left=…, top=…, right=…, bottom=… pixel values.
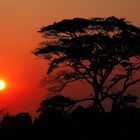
left=0, top=80, right=6, bottom=90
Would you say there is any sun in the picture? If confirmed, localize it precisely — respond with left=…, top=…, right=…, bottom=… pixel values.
left=0, top=80, right=6, bottom=90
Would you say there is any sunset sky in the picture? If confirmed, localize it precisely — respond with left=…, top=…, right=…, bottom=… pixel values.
left=0, top=0, right=140, bottom=116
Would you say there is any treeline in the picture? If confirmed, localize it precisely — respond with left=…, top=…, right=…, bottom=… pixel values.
left=0, top=95, right=140, bottom=139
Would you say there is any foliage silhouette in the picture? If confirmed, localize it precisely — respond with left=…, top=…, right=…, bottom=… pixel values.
left=0, top=96, right=139, bottom=139
left=37, top=94, right=75, bottom=114
left=0, top=112, right=32, bottom=138
left=33, top=95, right=140, bottom=139
left=33, top=95, right=75, bottom=136
left=34, top=16, right=140, bottom=112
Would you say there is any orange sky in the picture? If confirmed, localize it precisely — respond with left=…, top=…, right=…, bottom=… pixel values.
left=0, top=0, right=140, bottom=116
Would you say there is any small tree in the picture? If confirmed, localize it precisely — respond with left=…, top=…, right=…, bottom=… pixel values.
left=37, top=95, right=75, bottom=114
left=34, top=17, right=140, bottom=112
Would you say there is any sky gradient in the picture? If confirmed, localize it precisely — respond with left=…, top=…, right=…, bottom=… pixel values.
left=0, top=0, right=140, bottom=116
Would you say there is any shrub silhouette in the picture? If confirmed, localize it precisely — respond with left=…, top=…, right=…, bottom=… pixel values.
left=37, top=95, right=75, bottom=114
left=0, top=98, right=139, bottom=139
left=0, top=112, right=32, bottom=138
left=34, top=95, right=75, bottom=134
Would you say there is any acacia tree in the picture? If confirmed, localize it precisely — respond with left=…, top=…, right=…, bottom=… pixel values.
left=34, top=17, right=140, bottom=112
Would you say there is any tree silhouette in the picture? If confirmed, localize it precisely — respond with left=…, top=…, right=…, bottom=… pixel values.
left=0, top=112, right=32, bottom=138
left=37, top=95, right=75, bottom=114
left=34, top=16, right=140, bottom=112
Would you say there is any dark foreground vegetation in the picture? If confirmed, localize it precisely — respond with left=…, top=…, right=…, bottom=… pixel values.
left=0, top=95, right=140, bottom=139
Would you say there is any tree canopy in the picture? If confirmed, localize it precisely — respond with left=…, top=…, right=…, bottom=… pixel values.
left=34, top=16, right=140, bottom=112
left=37, top=95, right=75, bottom=114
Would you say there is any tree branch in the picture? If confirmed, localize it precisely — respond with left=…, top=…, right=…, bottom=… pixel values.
left=65, top=97, right=94, bottom=113
left=120, top=78, right=140, bottom=97
left=71, top=65, right=93, bottom=86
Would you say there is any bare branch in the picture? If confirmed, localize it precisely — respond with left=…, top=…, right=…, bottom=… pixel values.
left=71, top=65, right=93, bottom=86
left=65, top=97, right=94, bottom=113
left=121, top=78, right=140, bottom=95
